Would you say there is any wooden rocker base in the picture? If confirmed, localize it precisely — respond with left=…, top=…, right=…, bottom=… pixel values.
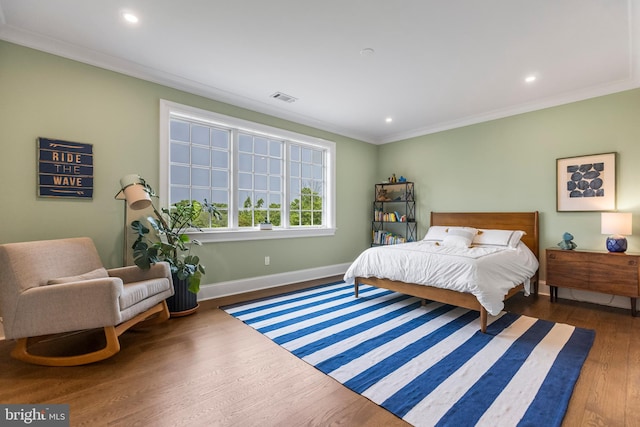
left=11, top=301, right=170, bottom=367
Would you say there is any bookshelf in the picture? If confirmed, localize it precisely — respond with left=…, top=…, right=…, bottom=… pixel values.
left=371, top=181, right=417, bottom=246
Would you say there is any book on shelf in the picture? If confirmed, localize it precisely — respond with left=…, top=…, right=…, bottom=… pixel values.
left=372, top=230, right=407, bottom=245
left=375, top=209, right=410, bottom=223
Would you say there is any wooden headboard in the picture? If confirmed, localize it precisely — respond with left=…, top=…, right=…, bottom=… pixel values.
left=430, top=211, right=540, bottom=259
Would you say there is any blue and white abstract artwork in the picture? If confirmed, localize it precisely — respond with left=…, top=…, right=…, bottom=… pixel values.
left=557, top=152, right=615, bottom=211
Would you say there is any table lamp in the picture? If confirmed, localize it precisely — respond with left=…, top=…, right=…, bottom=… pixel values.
left=601, top=212, right=632, bottom=252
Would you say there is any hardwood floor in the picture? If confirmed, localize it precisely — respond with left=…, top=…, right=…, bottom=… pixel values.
left=1, top=276, right=638, bottom=426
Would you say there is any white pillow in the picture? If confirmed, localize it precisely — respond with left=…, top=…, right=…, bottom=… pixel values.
left=473, top=229, right=526, bottom=248
left=422, top=226, right=449, bottom=242
left=442, top=227, right=478, bottom=248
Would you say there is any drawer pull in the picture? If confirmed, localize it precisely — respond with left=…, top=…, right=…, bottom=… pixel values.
left=549, top=254, right=556, bottom=260
left=629, top=260, right=637, bottom=266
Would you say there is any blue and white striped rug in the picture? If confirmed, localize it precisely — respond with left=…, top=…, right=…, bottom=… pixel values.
left=223, top=281, right=594, bottom=427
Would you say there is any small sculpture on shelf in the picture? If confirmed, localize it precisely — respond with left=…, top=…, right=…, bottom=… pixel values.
left=557, top=232, right=577, bottom=250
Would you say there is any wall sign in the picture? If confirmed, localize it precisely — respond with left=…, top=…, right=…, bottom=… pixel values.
left=37, top=137, right=94, bottom=199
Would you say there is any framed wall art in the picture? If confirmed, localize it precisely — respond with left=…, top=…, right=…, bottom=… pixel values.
left=37, top=137, right=94, bottom=199
left=556, top=152, right=616, bottom=212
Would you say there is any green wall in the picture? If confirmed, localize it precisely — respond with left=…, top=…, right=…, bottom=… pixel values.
left=0, top=41, right=377, bottom=282
left=380, top=89, right=640, bottom=278
left=3, top=39, right=640, bottom=288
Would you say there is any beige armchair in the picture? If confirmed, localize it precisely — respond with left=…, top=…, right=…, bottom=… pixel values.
left=0, top=237, right=174, bottom=366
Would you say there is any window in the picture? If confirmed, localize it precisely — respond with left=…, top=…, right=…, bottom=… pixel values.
left=160, top=100, right=336, bottom=242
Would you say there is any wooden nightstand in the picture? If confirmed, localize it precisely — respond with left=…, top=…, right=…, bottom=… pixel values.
left=546, top=248, right=640, bottom=316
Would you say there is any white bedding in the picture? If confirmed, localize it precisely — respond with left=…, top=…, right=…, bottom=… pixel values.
left=343, top=241, right=539, bottom=316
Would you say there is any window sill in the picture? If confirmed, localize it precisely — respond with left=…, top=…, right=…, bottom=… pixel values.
left=187, top=227, right=337, bottom=243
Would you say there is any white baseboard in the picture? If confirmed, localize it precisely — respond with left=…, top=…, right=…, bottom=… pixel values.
left=197, top=263, right=351, bottom=301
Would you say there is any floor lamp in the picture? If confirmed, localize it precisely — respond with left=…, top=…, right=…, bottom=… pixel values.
left=115, top=174, right=153, bottom=265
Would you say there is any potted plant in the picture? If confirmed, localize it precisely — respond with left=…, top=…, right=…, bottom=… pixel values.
left=130, top=179, right=220, bottom=316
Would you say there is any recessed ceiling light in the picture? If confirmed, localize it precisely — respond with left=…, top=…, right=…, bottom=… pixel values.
left=123, top=12, right=139, bottom=24
left=360, top=48, right=375, bottom=57
left=525, top=75, right=537, bottom=83
left=385, top=117, right=393, bottom=123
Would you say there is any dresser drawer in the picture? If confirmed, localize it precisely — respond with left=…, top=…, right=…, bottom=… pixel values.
left=546, top=251, right=589, bottom=288
left=588, top=253, right=639, bottom=296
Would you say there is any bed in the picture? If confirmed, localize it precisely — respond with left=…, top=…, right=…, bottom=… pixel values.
left=344, top=211, right=540, bottom=333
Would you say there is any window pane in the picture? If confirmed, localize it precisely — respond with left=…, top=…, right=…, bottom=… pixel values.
left=170, top=120, right=190, bottom=142
left=212, top=150, right=228, bottom=168
left=269, top=176, right=281, bottom=191
left=239, top=173, right=252, bottom=189
left=255, top=209, right=267, bottom=224
left=170, top=186, right=189, bottom=204
left=270, top=140, right=282, bottom=157
left=254, top=175, right=267, bottom=191
left=290, top=180, right=300, bottom=200
left=171, top=143, right=189, bottom=164
left=212, top=189, right=228, bottom=205
left=212, top=170, right=228, bottom=188
left=239, top=153, right=252, bottom=172
left=191, top=168, right=210, bottom=186
left=255, top=137, right=268, bottom=155
left=254, top=156, right=267, bottom=173
left=239, top=134, right=252, bottom=152
left=313, top=164, right=323, bottom=179
left=171, top=165, right=190, bottom=185
left=302, top=163, right=312, bottom=179
left=191, top=125, right=210, bottom=146
left=191, top=146, right=210, bottom=166
left=212, top=129, right=229, bottom=149
left=191, top=188, right=211, bottom=203
left=291, top=162, right=300, bottom=178
left=239, top=190, right=252, bottom=208
left=302, top=147, right=312, bottom=162
left=313, top=211, right=322, bottom=225
left=270, top=158, right=281, bottom=174
left=312, top=150, right=322, bottom=164
left=290, top=145, right=300, bottom=161
left=255, top=192, right=267, bottom=207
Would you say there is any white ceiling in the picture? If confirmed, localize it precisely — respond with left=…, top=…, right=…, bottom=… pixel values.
left=1, top=1, right=638, bottom=144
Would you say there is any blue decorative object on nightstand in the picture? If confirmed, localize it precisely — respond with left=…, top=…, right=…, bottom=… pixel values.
left=557, top=232, right=577, bottom=250
left=606, top=236, right=627, bottom=252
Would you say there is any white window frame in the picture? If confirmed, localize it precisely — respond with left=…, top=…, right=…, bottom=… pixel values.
left=160, top=99, right=336, bottom=242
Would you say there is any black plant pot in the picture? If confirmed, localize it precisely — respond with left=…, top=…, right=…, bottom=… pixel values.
left=167, top=274, right=199, bottom=317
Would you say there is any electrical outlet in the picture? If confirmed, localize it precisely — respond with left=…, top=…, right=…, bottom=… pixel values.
left=265, top=256, right=270, bottom=266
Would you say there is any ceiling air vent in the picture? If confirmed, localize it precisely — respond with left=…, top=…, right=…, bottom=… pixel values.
left=270, top=92, right=298, bottom=103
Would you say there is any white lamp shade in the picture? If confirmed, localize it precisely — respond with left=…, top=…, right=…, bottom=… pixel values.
left=122, top=184, right=152, bottom=210
left=118, top=174, right=152, bottom=210
left=601, top=212, right=632, bottom=236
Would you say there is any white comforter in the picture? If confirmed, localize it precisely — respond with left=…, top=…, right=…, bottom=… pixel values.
left=343, top=241, right=539, bottom=316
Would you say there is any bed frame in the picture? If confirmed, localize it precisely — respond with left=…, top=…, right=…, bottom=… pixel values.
left=355, top=211, right=539, bottom=333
